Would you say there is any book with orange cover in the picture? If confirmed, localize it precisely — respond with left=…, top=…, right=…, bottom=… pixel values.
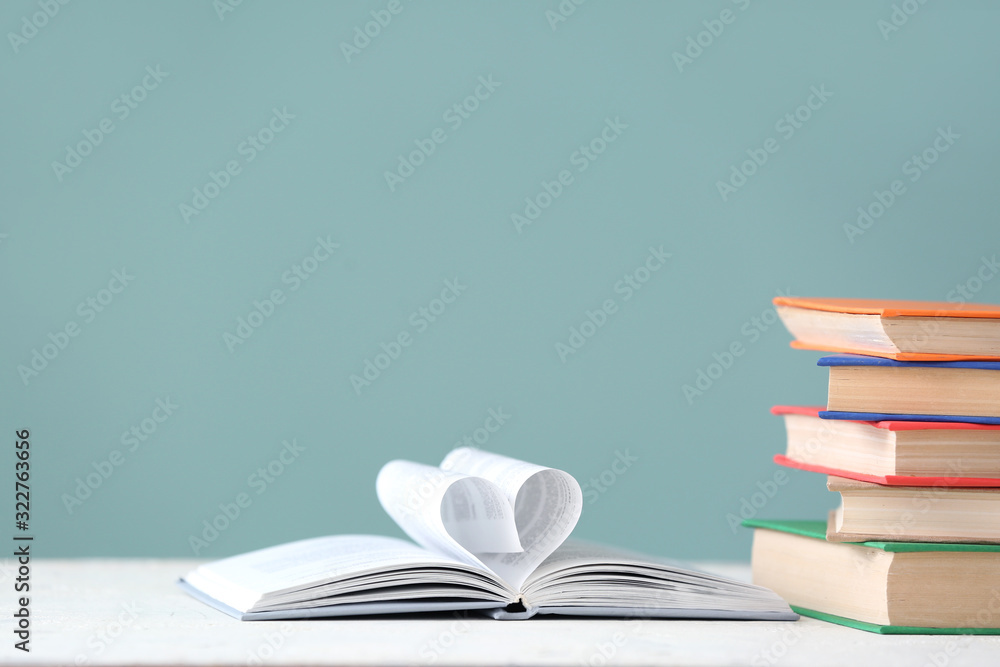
left=773, top=296, right=1000, bottom=361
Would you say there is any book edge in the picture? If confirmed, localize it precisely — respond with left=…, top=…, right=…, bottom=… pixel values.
left=742, top=519, right=1000, bottom=552
left=774, top=454, right=1000, bottom=488
left=790, top=606, right=1000, bottom=634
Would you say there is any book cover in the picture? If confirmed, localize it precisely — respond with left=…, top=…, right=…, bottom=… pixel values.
left=743, top=518, right=1000, bottom=553
left=817, top=354, right=1000, bottom=371
left=819, top=411, right=1000, bottom=425
left=772, top=404, right=1000, bottom=431
left=772, top=455, right=1000, bottom=488
left=773, top=297, right=1000, bottom=319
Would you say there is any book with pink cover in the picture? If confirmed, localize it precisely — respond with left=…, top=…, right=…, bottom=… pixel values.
left=771, top=405, right=1000, bottom=487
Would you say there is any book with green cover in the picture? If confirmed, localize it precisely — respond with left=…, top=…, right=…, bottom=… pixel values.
left=744, top=518, right=1000, bottom=634
left=743, top=519, right=1000, bottom=553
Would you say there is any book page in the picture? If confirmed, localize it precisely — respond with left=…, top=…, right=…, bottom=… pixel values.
left=441, top=447, right=583, bottom=590
left=184, top=534, right=497, bottom=613
left=376, top=460, right=523, bottom=572
left=521, top=538, right=791, bottom=613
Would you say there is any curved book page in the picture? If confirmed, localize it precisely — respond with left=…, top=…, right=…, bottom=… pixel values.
left=377, top=460, right=523, bottom=574
left=441, top=447, right=583, bottom=590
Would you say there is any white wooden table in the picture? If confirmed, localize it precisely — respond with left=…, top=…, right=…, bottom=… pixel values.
left=3, top=559, right=1000, bottom=666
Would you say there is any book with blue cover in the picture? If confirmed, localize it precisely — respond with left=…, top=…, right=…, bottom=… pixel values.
left=819, top=354, right=1000, bottom=371
left=818, top=354, right=1000, bottom=424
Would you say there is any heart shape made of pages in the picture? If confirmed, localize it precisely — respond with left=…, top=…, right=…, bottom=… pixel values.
left=377, top=449, right=583, bottom=591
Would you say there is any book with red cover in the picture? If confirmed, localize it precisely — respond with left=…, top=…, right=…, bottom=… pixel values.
left=771, top=405, right=1000, bottom=487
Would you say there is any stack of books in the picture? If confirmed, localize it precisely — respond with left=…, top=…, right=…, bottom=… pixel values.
left=744, top=297, right=1000, bottom=634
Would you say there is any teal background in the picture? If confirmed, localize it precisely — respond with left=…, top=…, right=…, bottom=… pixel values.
left=2, top=0, right=999, bottom=560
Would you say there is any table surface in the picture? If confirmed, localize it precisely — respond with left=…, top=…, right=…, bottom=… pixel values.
left=3, top=559, right=1000, bottom=666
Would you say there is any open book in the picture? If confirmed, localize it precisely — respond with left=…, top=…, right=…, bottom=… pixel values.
left=179, top=448, right=796, bottom=621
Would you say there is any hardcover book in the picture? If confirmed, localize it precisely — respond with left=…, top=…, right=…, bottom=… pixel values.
left=771, top=405, right=1000, bottom=485
left=745, top=519, right=1000, bottom=634
left=819, top=354, right=1000, bottom=424
left=774, top=296, right=1000, bottom=361
left=180, top=448, right=796, bottom=621
left=825, top=476, right=1000, bottom=544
